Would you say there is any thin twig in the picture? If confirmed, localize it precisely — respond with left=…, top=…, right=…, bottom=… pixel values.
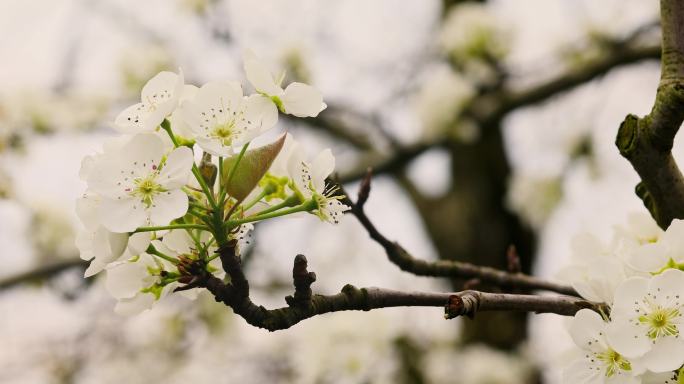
left=339, top=170, right=578, bottom=296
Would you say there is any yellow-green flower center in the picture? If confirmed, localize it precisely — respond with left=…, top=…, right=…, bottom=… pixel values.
left=211, top=122, right=235, bottom=147
left=639, top=306, right=680, bottom=339
left=597, top=349, right=631, bottom=377
left=131, top=174, right=165, bottom=207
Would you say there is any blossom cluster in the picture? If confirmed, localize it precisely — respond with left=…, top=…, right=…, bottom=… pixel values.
left=560, top=213, right=684, bottom=383
left=75, top=53, right=349, bottom=315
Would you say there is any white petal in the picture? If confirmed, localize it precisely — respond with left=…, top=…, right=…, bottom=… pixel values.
left=75, top=193, right=100, bottom=229
left=75, top=230, right=95, bottom=261
left=612, top=277, right=650, bottom=315
left=569, top=309, right=607, bottom=352
left=127, top=232, right=151, bottom=256
left=649, top=268, right=684, bottom=306
left=562, top=360, right=602, bottom=384
left=629, top=242, right=670, bottom=273
left=281, top=82, right=326, bottom=117
left=106, top=230, right=129, bottom=262
left=162, top=230, right=193, bottom=255
left=244, top=94, right=278, bottom=134
left=627, top=213, right=662, bottom=241
left=196, top=81, right=243, bottom=111
left=311, top=149, right=334, bottom=192
left=99, top=197, right=147, bottom=233
left=196, top=136, right=234, bottom=157
left=158, top=146, right=193, bottom=189
left=641, top=370, right=679, bottom=384
left=286, top=143, right=312, bottom=197
left=148, top=189, right=188, bottom=227
left=106, top=262, right=148, bottom=299
left=84, top=259, right=106, bottom=278
left=641, top=337, right=684, bottom=372
left=606, top=319, right=651, bottom=359
left=79, top=155, right=97, bottom=181
left=243, top=52, right=283, bottom=95
left=114, top=293, right=155, bottom=316
left=114, top=103, right=152, bottom=133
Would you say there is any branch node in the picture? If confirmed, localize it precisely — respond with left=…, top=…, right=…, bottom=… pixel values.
left=286, top=254, right=317, bottom=306
left=357, top=168, right=373, bottom=209
left=506, top=245, right=521, bottom=274
left=616, top=114, right=640, bottom=157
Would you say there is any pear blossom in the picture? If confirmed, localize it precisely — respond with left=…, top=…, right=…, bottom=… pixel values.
left=180, top=81, right=277, bottom=156
left=564, top=309, right=638, bottom=383
left=114, top=70, right=184, bottom=133
left=105, top=252, right=176, bottom=315
left=244, top=52, right=326, bottom=118
left=75, top=192, right=152, bottom=277
left=613, top=213, right=664, bottom=263
left=558, top=232, right=631, bottom=304
left=286, top=142, right=349, bottom=224
left=606, top=269, right=684, bottom=373
left=628, top=219, right=684, bottom=274
left=87, top=134, right=194, bottom=232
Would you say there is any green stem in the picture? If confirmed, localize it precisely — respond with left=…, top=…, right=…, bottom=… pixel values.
left=161, top=119, right=180, bottom=147
left=146, top=245, right=179, bottom=265
left=249, top=195, right=300, bottom=217
left=192, top=165, right=218, bottom=209
left=133, top=224, right=209, bottom=233
left=162, top=119, right=217, bottom=210
left=227, top=202, right=314, bottom=227
left=241, top=189, right=269, bottom=212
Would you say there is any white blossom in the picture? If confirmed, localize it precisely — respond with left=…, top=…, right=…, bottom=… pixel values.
left=628, top=219, right=684, bottom=274
left=180, top=81, right=277, bottom=156
left=564, top=309, right=638, bottom=383
left=243, top=52, right=326, bottom=118
left=114, top=70, right=184, bottom=133
left=558, top=232, right=631, bottom=304
left=286, top=141, right=349, bottom=224
left=606, top=269, right=684, bottom=373
left=87, top=134, right=193, bottom=232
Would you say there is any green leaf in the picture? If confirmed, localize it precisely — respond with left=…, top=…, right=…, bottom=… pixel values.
left=221, top=133, right=286, bottom=202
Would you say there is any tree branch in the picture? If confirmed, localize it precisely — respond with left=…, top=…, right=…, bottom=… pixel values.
left=339, top=171, right=578, bottom=296
left=340, top=43, right=660, bottom=184
left=616, top=0, right=684, bottom=228
left=0, top=259, right=86, bottom=290
left=198, top=247, right=598, bottom=331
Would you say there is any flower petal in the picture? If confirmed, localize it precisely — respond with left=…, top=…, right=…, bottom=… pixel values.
left=606, top=319, right=651, bottom=359
left=158, top=146, right=193, bottom=189
left=114, top=293, right=155, bottom=316
left=243, top=52, right=283, bottom=96
left=629, top=241, right=669, bottom=273
left=106, top=262, right=148, bottom=299
left=569, top=309, right=607, bottom=353
left=641, top=336, right=684, bottom=372
left=281, top=82, right=326, bottom=117
left=162, top=230, right=193, bottom=255
left=148, top=189, right=188, bottom=227
left=612, top=277, right=650, bottom=315
left=311, top=149, right=334, bottom=192
left=244, top=94, right=278, bottom=134
left=99, top=197, right=147, bottom=233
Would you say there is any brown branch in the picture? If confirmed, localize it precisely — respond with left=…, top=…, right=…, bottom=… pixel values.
left=340, top=44, right=660, bottom=185
left=616, top=0, right=684, bottom=228
left=339, top=171, right=578, bottom=296
left=0, top=259, right=86, bottom=290
left=198, top=248, right=598, bottom=331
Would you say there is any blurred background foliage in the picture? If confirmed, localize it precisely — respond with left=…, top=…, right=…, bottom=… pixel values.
left=0, top=0, right=668, bottom=383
